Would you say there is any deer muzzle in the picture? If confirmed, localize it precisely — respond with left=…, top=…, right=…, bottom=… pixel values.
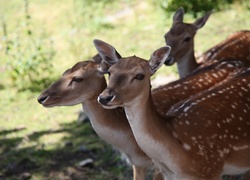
left=98, top=94, right=115, bottom=106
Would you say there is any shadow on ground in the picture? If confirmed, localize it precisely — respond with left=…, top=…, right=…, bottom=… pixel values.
left=0, top=118, right=132, bottom=180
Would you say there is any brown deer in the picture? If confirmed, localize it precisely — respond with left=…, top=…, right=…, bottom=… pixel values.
left=164, top=8, right=250, bottom=78
left=95, top=40, right=250, bottom=179
left=37, top=51, right=244, bottom=180
left=164, top=7, right=212, bottom=78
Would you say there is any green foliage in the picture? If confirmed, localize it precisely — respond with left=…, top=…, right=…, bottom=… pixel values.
left=238, top=0, right=250, bottom=10
left=160, top=0, right=234, bottom=17
left=2, top=0, right=55, bottom=91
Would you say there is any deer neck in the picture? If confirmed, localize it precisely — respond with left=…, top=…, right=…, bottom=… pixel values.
left=123, top=86, right=192, bottom=176
left=81, top=79, right=131, bottom=145
left=125, top=84, right=168, bottom=131
left=177, top=49, right=199, bottom=78
left=124, top=86, right=177, bottom=160
left=82, top=99, right=128, bottom=128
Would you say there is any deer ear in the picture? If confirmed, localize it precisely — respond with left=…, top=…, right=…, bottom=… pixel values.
left=93, top=39, right=122, bottom=65
left=91, top=53, right=103, bottom=64
left=149, top=46, right=171, bottom=75
left=173, top=7, right=184, bottom=24
left=193, top=10, right=213, bottom=29
left=97, top=60, right=111, bottom=76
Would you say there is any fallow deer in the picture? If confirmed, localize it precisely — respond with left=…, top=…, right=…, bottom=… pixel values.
left=95, top=40, right=250, bottom=180
left=164, top=7, right=212, bottom=78
left=164, top=8, right=250, bottom=78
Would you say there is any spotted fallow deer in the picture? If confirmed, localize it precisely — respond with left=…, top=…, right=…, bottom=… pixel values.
left=164, top=7, right=212, bottom=78
left=164, top=8, right=250, bottom=78
left=37, top=50, right=244, bottom=180
left=95, top=40, right=250, bottom=180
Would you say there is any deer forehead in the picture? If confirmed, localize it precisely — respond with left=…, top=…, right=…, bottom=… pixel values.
left=110, top=57, right=149, bottom=73
left=70, top=63, right=98, bottom=77
left=168, top=23, right=195, bottom=37
left=70, top=61, right=97, bottom=72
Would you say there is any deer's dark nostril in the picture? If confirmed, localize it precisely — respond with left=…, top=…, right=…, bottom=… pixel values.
left=37, top=96, right=48, bottom=104
left=164, top=55, right=174, bottom=66
left=98, top=95, right=114, bottom=105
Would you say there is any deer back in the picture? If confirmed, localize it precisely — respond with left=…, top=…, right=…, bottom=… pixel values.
left=152, top=59, right=244, bottom=116
left=199, top=30, right=250, bottom=65
left=164, top=67, right=250, bottom=176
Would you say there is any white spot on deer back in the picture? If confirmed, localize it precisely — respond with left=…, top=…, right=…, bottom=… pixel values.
left=233, top=145, right=249, bottom=151
left=184, top=106, right=190, bottom=112
left=183, top=143, right=191, bottom=151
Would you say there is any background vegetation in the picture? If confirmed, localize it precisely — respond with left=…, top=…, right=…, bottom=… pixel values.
left=0, top=0, right=249, bottom=179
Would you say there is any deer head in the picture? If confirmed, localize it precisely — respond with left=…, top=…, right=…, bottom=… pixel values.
left=164, top=8, right=212, bottom=78
left=93, top=39, right=171, bottom=108
left=37, top=54, right=105, bottom=107
left=164, top=8, right=212, bottom=65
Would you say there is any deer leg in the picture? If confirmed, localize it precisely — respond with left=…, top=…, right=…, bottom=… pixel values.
left=133, top=165, right=146, bottom=180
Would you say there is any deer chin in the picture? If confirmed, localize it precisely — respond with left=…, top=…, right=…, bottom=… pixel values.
left=42, top=104, right=57, bottom=108
left=100, top=103, right=120, bottom=109
left=43, top=101, right=78, bottom=108
left=164, top=56, right=175, bottom=66
left=42, top=100, right=60, bottom=108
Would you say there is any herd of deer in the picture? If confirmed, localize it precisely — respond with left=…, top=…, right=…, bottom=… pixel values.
left=37, top=8, right=250, bottom=180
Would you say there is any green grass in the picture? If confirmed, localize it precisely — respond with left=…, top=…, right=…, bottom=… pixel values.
left=0, top=0, right=249, bottom=179
left=0, top=88, right=131, bottom=179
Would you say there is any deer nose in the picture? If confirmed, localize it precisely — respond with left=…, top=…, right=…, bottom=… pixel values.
left=37, top=96, right=48, bottom=104
left=98, top=95, right=114, bottom=105
left=164, top=55, right=175, bottom=65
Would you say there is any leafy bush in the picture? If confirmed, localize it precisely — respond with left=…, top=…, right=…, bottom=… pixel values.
left=2, top=0, right=55, bottom=91
left=160, top=0, right=234, bottom=17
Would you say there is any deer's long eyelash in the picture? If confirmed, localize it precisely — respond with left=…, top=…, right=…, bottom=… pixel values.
left=72, top=77, right=84, bottom=83
left=184, top=37, right=191, bottom=42
left=135, top=74, right=145, bottom=80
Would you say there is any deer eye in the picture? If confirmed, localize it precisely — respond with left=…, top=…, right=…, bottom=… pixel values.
left=72, top=77, right=83, bottom=83
left=184, top=37, right=191, bottom=42
left=135, top=74, right=145, bottom=80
